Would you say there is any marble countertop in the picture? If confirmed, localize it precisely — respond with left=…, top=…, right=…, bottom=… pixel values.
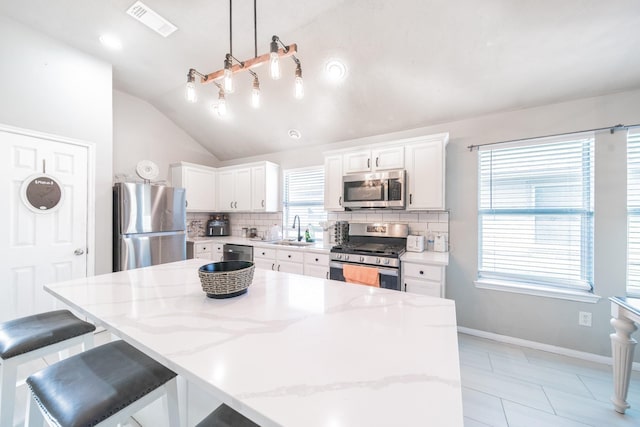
left=400, top=250, right=449, bottom=265
left=45, top=259, right=463, bottom=427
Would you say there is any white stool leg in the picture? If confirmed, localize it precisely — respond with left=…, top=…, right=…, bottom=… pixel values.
left=0, top=358, right=18, bottom=427
left=25, top=392, right=45, bottom=427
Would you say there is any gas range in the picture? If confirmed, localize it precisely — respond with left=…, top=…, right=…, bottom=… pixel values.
left=329, top=223, right=408, bottom=268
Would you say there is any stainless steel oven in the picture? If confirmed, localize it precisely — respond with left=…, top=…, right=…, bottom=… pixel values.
left=342, top=170, right=405, bottom=209
left=329, top=261, right=400, bottom=290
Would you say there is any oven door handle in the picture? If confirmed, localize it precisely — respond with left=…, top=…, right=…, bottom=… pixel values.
left=330, top=261, right=398, bottom=277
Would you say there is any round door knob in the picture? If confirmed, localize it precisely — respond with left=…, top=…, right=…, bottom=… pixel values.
left=74, top=248, right=84, bottom=256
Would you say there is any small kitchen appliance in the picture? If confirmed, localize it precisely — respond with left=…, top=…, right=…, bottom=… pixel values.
left=406, top=235, right=425, bottom=252
left=207, top=214, right=230, bottom=236
left=433, top=233, right=448, bottom=252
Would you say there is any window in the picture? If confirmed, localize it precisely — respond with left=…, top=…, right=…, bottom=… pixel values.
left=477, top=133, right=594, bottom=293
left=627, top=129, right=640, bottom=296
left=283, top=166, right=327, bottom=241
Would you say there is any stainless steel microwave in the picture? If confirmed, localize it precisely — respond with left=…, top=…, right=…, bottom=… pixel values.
left=342, top=170, right=406, bottom=209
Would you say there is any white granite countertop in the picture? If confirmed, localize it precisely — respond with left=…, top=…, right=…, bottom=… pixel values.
left=45, top=259, right=462, bottom=427
left=400, top=251, right=450, bottom=265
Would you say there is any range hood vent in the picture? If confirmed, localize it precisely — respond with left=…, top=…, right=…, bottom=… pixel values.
left=126, top=1, right=177, bottom=38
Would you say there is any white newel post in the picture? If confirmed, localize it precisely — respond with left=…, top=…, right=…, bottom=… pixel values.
left=610, top=308, right=638, bottom=414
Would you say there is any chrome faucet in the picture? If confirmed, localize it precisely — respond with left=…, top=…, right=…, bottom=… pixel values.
left=292, top=215, right=302, bottom=241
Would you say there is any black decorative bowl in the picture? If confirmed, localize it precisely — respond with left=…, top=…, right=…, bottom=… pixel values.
left=198, top=261, right=255, bottom=299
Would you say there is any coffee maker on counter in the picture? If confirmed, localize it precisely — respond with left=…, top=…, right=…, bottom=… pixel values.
left=206, top=214, right=230, bottom=236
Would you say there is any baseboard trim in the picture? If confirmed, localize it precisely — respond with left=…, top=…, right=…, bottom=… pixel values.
left=458, top=326, right=640, bottom=372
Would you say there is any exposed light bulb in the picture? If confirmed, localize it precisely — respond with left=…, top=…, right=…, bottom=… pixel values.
left=223, top=56, right=234, bottom=93
left=270, top=37, right=281, bottom=80
left=185, top=70, right=197, bottom=103
left=251, top=76, right=260, bottom=108
left=294, top=64, right=304, bottom=100
left=217, top=90, right=227, bottom=117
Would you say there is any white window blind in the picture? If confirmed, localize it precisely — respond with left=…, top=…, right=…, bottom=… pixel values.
left=283, top=167, right=327, bottom=241
left=478, top=134, right=594, bottom=291
left=627, top=129, right=640, bottom=296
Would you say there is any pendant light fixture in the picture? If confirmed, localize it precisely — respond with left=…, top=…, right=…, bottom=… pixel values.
left=185, top=0, right=303, bottom=117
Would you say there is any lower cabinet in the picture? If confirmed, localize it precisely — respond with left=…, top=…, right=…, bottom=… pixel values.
left=213, top=243, right=224, bottom=262
left=304, top=252, right=330, bottom=279
left=402, top=261, right=445, bottom=298
left=187, top=241, right=214, bottom=260
left=276, top=249, right=304, bottom=274
left=254, top=247, right=277, bottom=271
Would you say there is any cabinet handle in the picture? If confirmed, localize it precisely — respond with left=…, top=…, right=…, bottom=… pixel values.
left=404, top=283, right=407, bottom=292
left=261, top=200, right=265, bottom=207
left=277, top=264, right=281, bottom=271
left=410, top=193, right=413, bottom=204
left=234, top=201, right=238, bottom=208
left=262, top=251, right=266, bottom=256
left=185, top=200, right=188, bottom=207
left=367, top=158, right=370, bottom=168
left=339, top=196, right=342, bottom=206
left=288, top=254, right=292, bottom=258
left=230, top=201, right=233, bottom=208
left=376, top=157, right=379, bottom=167
left=326, top=271, right=329, bottom=279
left=419, top=270, right=424, bottom=275
left=315, top=257, right=319, bottom=262
left=271, top=263, right=275, bottom=270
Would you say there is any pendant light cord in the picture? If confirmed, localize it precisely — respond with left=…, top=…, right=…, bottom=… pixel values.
left=254, top=0, right=257, bottom=58
left=229, top=0, right=232, bottom=56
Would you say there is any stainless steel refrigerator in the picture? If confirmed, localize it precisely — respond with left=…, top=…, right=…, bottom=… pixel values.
left=113, top=182, right=187, bottom=271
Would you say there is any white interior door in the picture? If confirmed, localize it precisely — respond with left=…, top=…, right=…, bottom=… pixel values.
left=0, top=127, right=89, bottom=321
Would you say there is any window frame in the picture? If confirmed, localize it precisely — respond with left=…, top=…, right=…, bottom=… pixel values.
left=475, top=133, right=599, bottom=303
left=627, top=128, right=640, bottom=296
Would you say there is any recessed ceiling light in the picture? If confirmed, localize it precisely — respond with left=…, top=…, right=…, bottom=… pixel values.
left=325, top=59, right=347, bottom=82
left=288, top=129, right=302, bottom=140
left=99, top=34, right=122, bottom=50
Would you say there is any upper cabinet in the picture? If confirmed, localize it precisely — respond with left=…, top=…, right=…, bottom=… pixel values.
left=323, top=132, right=448, bottom=211
left=251, top=162, right=279, bottom=212
left=217, top=161, right=280, bottom=213
left=170, top=162, right=216, bottom=212
left=404, top=134, right=448, bottom=211
left=217, top=167, right=252, bottom=211
left=343, top=145, right=404, bottom=174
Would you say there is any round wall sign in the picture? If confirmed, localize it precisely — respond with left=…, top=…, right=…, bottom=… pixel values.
left=20, top=174, right=64, bottom=213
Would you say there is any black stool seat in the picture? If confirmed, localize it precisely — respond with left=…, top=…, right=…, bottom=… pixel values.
left=0, top=309, right=95, bottom=359
left=196, top=404, right=260, bottom=427
left=27, top=340, right=177, bottom=427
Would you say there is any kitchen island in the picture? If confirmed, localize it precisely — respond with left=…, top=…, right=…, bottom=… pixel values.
left=45, top=259, right=463, bottom=426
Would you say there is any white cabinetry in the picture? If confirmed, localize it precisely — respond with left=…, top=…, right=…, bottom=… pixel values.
left=324, top=155, right=343, bottom=211
left=251, top=162, right=279, bottom=212
left=213, top=243, right=224, bottom=262
left=304, top=252, right=329, bottom=279
left=405, top=134, right=448, bottom=210
left=276, top=249, right=304, bottom=275
left=402, top=262, right=445, bottom=298
left=343, top=145, right=404, bottom=174
left=170, top=162, right=216, bottom=212
left=254, top=247, right=277, bottom=271
left=187, top=241, right=214, bottom=260
left=217, top=167, right=252, bottom=211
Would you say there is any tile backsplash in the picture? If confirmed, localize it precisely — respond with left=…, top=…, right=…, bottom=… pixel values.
left=186, top=210, right=449, bottom=250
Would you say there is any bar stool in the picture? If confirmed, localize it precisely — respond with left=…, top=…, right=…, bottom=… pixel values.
left=0, top=310, right=96, bottom=427
left=196, top=404, right=260, bottom=427
left=25, top=340, right=179, bottom=427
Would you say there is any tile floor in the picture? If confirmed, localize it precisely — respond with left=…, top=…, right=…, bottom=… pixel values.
left=8, top=331, right=640, bottom=426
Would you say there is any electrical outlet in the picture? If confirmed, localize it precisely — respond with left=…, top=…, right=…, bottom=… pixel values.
left=578, top=311, right=592, bottom=327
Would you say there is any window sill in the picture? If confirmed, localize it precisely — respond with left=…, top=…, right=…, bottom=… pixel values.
left=474, top=279, right=601, bottom=304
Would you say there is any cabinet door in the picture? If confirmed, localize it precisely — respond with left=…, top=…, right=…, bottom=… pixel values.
left=324, top=155, right=344, bottom=211
left=217, top=170, right=236, bottom=211
left=183, top=167, right=216, bottom=211
left=254, top=258, right=275, bottom=271
left=372, top=146, right=404, bottom=171
left=251, top=165, right=266, bottom=211
left=405, top=140, right=445, bottom=210
left=234, top=168, right=252, bottom=211
left=404, top=277, right=442, bottom=297
left=277, top=261, right=304, bottom=275
left=304, top=264, right=329, bottom=279
left=343, top=150, right=371, bottom=174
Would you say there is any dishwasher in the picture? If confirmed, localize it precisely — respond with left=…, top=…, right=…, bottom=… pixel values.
left=223, top=244, right=253, bottom=262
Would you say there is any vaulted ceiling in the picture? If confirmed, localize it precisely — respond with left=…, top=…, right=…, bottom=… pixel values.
left=2, top=0, right=640, bottom=160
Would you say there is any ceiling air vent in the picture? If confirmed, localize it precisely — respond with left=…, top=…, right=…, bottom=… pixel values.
left=126, top=1, right=177, bottom=38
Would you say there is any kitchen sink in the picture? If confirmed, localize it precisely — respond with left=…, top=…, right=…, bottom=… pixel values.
left=272, top=240, right=314, bottom=247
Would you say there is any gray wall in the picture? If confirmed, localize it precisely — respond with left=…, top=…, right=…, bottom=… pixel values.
left=0, top=16, right=113, bottom=274
left=224, top=89, right=640, bottom=359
